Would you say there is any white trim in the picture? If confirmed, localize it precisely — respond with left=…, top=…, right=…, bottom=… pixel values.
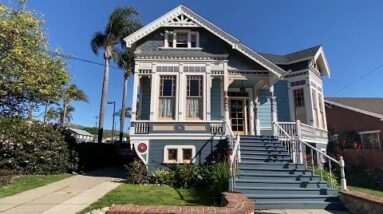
left=325, top=100, right=383, bottom=120
left=314, top=47, right=331, bottom=77
left=358, top=130, right=381, bottom=134
left=163, top=145, right=196, bottom=164
left=123, top=5, right=285, bottom=77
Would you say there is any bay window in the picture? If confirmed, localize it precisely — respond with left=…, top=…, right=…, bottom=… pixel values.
left=159, top=75, right=176, bottom=119
left=186, top=76, right=203, bottom=119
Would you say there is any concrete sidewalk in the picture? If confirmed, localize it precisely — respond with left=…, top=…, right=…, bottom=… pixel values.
left=0, top=167, right=124, bottom=214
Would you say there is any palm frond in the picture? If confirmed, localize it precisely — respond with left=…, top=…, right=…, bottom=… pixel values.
left=90, top=31, right=107, bottom=55
left=105, top=7, right=142, bottom=43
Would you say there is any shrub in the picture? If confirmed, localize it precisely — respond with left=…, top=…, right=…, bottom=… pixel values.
left=209, top=162, right=230, bottom=194
left=151, top=169, right=173, bottom=185
left=0, top=117, right=78, bottom=174
left=0, top=168, right=14, bottom=186
left=125, top=159, right=147, bottom=184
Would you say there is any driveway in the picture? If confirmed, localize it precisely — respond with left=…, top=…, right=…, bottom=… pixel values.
left=0, top=167, right=124, bottom=214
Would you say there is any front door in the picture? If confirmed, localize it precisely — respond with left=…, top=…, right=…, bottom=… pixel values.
left=229, top=98, right=247, bottom=135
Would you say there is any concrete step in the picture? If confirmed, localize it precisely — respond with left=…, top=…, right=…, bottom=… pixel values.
left=234, top=186, right=338, bottom=195
left=241, top=154, right=291, bottom=160
left=239, top=162, right=306, bottom=170
left=238, top=173, right=320, bottom=181
left=246, top=194, right=339, bottom=203
left=241, top=159, right=293, bottom=164
left=253, top=201, right=345, bottom=210
left=235, top=179, right=329, bottom=188
left=239, top=168, right=313, bottom=176
left=240, top=150, right=290, bottom=155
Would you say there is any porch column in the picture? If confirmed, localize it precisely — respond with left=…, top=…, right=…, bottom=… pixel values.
left=223, top=62, right=230, bottom=125
left=255, top=100, right=260, bottom=135
left=149, top=63, right=158, bottom=120
left=130, top=68, right=140, bottom=135
left=206, top=64, right=212, bottom=121
left=249, top=89, right=255, bottom=135
left=269, top=86, right=277, bottom=136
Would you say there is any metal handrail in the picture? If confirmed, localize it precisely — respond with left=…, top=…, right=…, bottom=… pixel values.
left=273, top=121, right=348, bottom=191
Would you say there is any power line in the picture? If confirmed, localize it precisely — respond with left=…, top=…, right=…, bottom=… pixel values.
left=49, top=51, right=124, bottom=71
left=332, top=62, right=383, bottom=95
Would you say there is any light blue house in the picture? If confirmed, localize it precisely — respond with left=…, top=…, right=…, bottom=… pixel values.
left=124, top=5, right=346, bottom=209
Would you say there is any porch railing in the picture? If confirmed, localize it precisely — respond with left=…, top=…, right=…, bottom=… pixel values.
left=225, top=120, right=241, bottom=191
left=273, top=121, right=348, bottom=191
left=133, top=121, right=225, bottom=135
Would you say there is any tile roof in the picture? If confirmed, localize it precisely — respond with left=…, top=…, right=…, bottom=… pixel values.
left=325, top=97, right=383, bottom=117
left=259, top=45, right=321, bottom=65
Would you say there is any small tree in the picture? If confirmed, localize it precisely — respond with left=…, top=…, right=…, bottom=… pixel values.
left=60, top=84, right=88, bottom=125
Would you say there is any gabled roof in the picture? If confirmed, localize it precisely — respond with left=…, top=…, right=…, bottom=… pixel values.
left=123, top=5, right=285, bottom=77
left=260, top=46, right=331, bottom=76
left=260, top=46, right=321, bottom=64
left=68, top=128, right=93, bottom=136
left=325, top=97, right=383, bottom=120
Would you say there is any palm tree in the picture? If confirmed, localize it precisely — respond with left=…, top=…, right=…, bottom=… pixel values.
left=61, top=84, right=88, bottom=125
left=90, top=7, right=141, bottom=143
left=46, top=107, right=60, bottom=123
left=113, top=50, right=135, bottom=143
left=58, top=105, right=75, bottom=124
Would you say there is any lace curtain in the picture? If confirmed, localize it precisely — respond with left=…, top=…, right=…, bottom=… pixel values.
left=187, top=98, right=201, bottom=118
left=159, top=98, right=174, bottom=118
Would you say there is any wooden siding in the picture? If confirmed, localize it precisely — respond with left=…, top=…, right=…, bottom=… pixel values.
left=211, top=78, right=222, bottom=120
left=148, top=139, right=227, bottom=173
left=139, top=78, right=151, bottom=120
left=258, top=90, right=272, bottom=129
left=275, top=80, right=291, bottom=122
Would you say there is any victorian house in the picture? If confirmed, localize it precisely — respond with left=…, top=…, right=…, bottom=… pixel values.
left=123, top=5, right=343, bottom=209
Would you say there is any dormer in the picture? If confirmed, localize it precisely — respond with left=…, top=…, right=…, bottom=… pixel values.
left=163, top=30, right=200, bottom=49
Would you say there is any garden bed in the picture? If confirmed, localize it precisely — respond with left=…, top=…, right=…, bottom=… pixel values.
left=79, top=184, right=216, bottom=213
left=0, top=174, right=71, bottom=198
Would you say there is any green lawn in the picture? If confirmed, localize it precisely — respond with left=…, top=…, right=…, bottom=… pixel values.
left=349, top=186, right=383, bottom=197
left=0, top=174, right=71, bottom=198
left=80, top=184, right=215, bottom=213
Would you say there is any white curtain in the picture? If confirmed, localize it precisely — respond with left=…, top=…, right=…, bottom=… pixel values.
left=187, top=98, right=200, bottom=118
left=159, top=98, right=174, bottom=118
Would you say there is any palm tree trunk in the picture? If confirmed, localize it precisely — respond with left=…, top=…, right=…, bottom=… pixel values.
left=119, top=71, right=129, bottom=144
left=62, top=103, right=67, bottom=125
left=98, top=48, right=111, bottom=143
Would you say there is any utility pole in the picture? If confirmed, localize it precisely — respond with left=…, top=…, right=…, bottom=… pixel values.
left=95, top=115, right=98, bottom=142
left=107, top=101, right=116, bottom=144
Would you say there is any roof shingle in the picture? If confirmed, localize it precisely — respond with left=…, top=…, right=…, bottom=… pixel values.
left=325, top=97, right=383, bottom=117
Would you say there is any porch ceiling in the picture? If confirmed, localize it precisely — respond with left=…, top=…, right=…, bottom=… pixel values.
left=229, top=79, right=266, bottom=88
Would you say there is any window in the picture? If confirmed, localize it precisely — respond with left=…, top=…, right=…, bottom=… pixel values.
left=176, top=32, right=188, bottom=48
left=186, top=76, right=203, bottom=119
left=159, top=76, right=176, bottom=119
left=164, top=31, right=199, bottom=48
left=164, top=146, right=196, bottom=163
left=190, top=33, right=197, bottom=47
left=312, top=90, right=319, bottom=127
left=166, top=33, right=173, bottom=48
left=293, top=89, right=305, bottom=107
left=359, top=131, right=381, bottom=150
left=318, top=94, right=325, bottom=128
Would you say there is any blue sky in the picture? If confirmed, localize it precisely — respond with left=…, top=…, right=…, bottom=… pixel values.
left=5, top=0, right=383, bottom=129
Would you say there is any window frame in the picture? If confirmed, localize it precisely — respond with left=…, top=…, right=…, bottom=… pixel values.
left=186, top=75, right=203, bottom=120
left=158, top=75, right=177, bottom=120
left=163, top=145, right=196, bottom=164
left=164, top=30, right=200, bottom=49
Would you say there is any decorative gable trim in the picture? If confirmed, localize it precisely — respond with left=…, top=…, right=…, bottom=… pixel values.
left=124, top=5, right=285, bottom=77
left=313, top=46, right=331, bottom=77
left=325, top=100, right=383, bottom=120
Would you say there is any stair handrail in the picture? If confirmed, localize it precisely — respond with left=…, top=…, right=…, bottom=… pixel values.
left=224, top=120, right=241, bottom=191
left=274, top=121, right=348, bottom=191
